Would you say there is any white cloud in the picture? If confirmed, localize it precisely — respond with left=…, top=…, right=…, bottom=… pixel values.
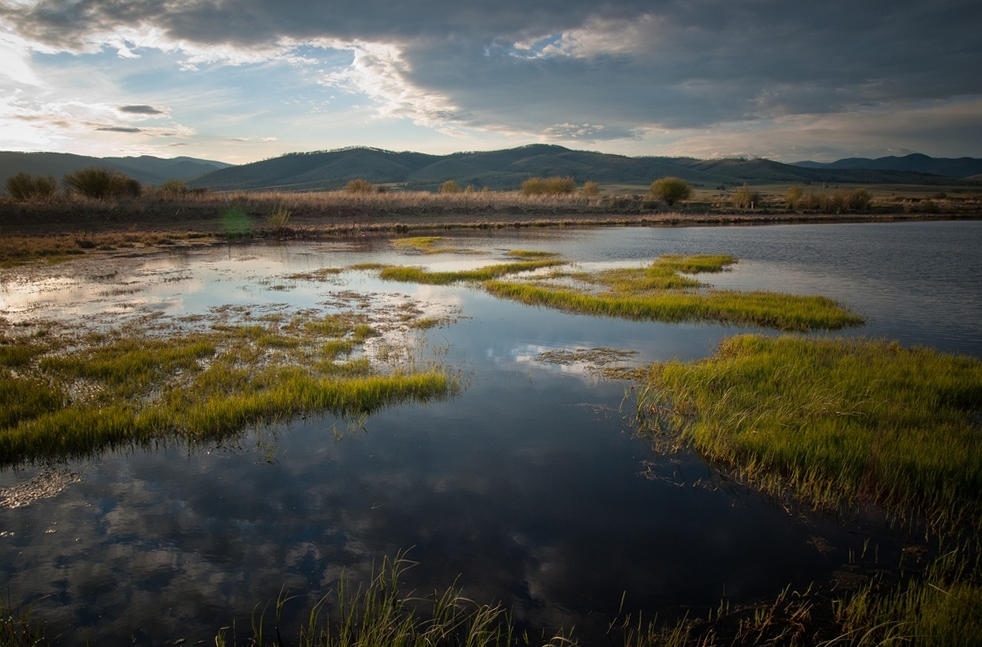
left=318, top=40, right=462, bottom=132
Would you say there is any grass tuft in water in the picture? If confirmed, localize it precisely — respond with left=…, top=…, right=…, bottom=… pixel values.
left=379, top=260, right=565, bottom=285
left=0, top=310, right=455, bottom=465
left=215, top=552, right=532, bottom=647
left=637, top=334, right=982, bottom=532
left=484, top=254, right=862, bottom=331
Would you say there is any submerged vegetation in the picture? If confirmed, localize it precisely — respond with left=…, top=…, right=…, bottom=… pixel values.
left=0, top=308, right=455, bottom=466
left=483, top=254, right=863, bottom=331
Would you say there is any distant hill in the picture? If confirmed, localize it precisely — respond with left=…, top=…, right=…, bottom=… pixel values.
left=189, top=145, right=970, bottom=192
left=5, top=147, right=978, bottom=194
left=0, top=151, right=231, bottom=188
left=793, top=154, right=982, bottom=179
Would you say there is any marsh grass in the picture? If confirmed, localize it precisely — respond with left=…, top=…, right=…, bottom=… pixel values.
left=483, top=254, right=862, bottom=332
left=0, top=309, right=454, bottom=465
left=390, top=236, right=480, bottom=255
left=378, top=260, right=566, bottom=285
left=637, top=335, right=982, bottom=532
left=214, top=552, right=538, bottom=647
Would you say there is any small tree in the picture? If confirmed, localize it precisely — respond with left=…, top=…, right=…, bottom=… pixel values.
left=346, top=178, right=374, bottom=193
left=5, top=172, right=57, bottom=201
left=582, top=180, right=600, bottom=197
left=732, top=184, right=760, bottom=209
left=440, top=180, right=461, bottom=194
left=63, top=167, right=141, bottom=200
left=650, top=177, right=692, bottom=206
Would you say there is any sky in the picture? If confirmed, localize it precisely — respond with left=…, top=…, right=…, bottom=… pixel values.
left=1, top=0, right=980, bottom=165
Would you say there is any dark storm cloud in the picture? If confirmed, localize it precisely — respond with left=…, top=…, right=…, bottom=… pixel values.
left=4, top=0, right=981, bottom=145
left=118, top=104, right=165, bottom=115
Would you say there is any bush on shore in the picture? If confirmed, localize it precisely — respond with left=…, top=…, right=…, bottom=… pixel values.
left=649, top=177, right=692, bottom=206
left=521, top=176, right=577, bottom=196
left=5, top=172, right=58, bottom=201
left=63, top=167, right=141, bottom=200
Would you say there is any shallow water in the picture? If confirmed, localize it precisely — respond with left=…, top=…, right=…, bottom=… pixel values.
left=1, top=220, right=980, bottom=644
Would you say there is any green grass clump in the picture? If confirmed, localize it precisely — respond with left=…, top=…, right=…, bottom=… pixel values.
left=0, top=310, right=453, bottom=465
left=505, top=249, right=561, bottom=258
left=483, top=253, right=860, bottom=331
left=379, top=260, right=565, bottom=285
left=392, top=236, right=443, bottom=249
left=638, top=335, right=982, bottom=531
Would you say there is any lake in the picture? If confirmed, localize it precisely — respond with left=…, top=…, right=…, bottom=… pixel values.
left=1, top=219, right=980, bottom=644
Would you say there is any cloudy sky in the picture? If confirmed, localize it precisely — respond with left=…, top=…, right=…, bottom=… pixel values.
left=1, top=0, right=980, bottom=164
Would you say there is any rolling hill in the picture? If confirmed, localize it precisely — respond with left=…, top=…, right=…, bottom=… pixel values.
left=188, top=145, right=977, bottom=192
left=0, top=151, right=231, bottom=189
left=4, top=146, right=979, bottom=194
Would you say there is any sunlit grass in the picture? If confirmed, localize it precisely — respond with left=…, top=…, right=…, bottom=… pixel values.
left=0, top=311, right=455, bottom=465
left=378, top=260, right=565, bottom=285
left=483, top=254, right=861, bottom=331
left=637, top=335, right=982, bottom=532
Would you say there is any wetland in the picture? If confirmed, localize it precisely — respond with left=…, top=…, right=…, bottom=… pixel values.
left=1, top=220, right=981, bottom=645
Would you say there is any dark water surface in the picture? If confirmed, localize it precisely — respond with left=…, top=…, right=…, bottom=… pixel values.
left=1, top=220, right=980, bottom=644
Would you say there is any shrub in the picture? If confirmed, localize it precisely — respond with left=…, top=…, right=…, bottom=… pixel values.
left=520, top=176, right=577, bottom=196
left=266, top=207, right=291, bottom=231
left=346, top=178, right=374, bottom=193
left=732, top=184, right=761, bottom=209
left=5, top=172, right=57, bottom=201
left=157, top=179, right=190, bottom=197
left=63, top=167, right=141, bottom=200
left=649, top=177, right=691, bottom=206
left=582, top=180, right=600, bottom=197
left=786, top=185, right=803, bottom=209
left=440, top=180, right=461, bottom=194
left=847, top=188, right=872, bottom=211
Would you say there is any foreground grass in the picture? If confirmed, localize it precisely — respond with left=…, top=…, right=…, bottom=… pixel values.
left=484, top=254, right=862, bottom=331
left=0, top=312, right=454, bottom=465
left=631, top=334, right=982, bottom=644
left=637, top=335, right=982, bottom=532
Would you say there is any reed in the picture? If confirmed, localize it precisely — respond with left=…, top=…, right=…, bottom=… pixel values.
left=637, top=335, right=982, bottom=532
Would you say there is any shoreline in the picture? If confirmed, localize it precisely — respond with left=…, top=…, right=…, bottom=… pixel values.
left=2, top=199, right=979, bottom=236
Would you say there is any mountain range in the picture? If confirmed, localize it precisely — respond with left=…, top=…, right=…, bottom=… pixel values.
left=2, top=147, right=979, bottom=193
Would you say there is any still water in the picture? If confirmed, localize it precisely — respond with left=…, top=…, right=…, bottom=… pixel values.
left=1, top=220, right=980, bottom=644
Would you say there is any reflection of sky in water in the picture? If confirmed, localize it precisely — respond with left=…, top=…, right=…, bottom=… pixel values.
left=1, top=221, right=981, bottom=645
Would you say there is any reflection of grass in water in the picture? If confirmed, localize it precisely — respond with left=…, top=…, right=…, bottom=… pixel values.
left=379, top=260, right=565, bottom=285
left=0, top=310, right=454, bottom=465
left=484, top=254, right=862, bottom=331
left=637, top=334, right=982, bottom=532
